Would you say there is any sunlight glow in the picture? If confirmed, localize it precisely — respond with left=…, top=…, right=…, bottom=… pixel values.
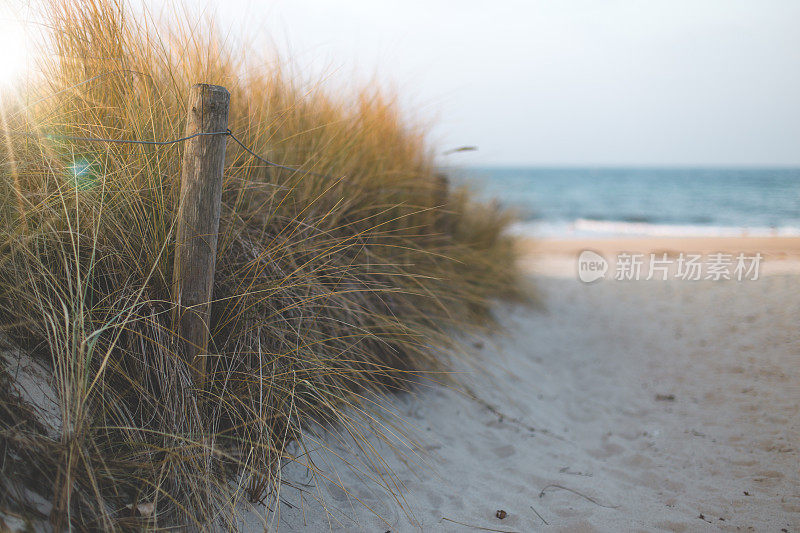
left=0, top=17, right=29, bottom=88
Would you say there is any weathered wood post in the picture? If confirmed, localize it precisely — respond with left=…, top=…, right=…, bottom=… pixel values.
left=173, top=83, right=230, bottom=385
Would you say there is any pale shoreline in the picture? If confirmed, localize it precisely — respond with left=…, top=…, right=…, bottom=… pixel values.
left=232, top=235, right=800, bottom=531
left=522, top=235, right=800, bottom=257
left=519, top=236, right=800, bottom=278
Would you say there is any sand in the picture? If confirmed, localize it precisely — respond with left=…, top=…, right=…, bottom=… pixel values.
left=521, top=236, right=800, bottom=279
left=237, top=237, right=800, bottom=531
left=523, top=236, right=800, bottom=258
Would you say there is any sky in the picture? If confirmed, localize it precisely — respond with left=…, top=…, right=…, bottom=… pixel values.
left=89, top=1, right=800, bottom=166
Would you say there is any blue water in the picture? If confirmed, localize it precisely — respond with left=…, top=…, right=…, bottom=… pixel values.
left=461, top=167, right=800, bottom=237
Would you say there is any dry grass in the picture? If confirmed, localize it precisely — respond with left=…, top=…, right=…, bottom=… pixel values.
left=0, top=0, right=522, bottom=529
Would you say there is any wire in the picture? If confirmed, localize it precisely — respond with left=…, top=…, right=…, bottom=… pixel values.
left=226, top=129, right=340, bottom=180
left=14, top=130, right=229, bottom=146
left=8, top=128, right=343, bottom=180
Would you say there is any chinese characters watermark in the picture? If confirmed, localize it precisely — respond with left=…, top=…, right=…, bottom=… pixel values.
left=578, top=251, right=762, bottom=283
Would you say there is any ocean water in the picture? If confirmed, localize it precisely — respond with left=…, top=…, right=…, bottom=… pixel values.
left=461, top=167, right=800, bottom=238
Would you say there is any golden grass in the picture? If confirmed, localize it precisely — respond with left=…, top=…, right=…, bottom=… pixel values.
left=0, top=0, right=522, bottom=529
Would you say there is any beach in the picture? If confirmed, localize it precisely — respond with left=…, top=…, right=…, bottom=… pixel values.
left=522, top=236, right=800, bottom=258
left=522, top=236, right=800, bottom=279
left=241, top=236, right=800, bottom=531
left=2, top=3, right=799, bottom=530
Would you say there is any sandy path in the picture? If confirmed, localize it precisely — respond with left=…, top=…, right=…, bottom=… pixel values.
left=241, top=272, right=800, bottom=532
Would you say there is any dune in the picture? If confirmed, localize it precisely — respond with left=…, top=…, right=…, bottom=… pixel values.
left=238, top=238, right=800, bottom=531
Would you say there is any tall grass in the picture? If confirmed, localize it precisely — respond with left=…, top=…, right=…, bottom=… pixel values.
left=0, top=0, right=521, bottom=529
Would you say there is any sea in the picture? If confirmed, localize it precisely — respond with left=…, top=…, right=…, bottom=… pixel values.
left=460, top=167, right=800, bottom=239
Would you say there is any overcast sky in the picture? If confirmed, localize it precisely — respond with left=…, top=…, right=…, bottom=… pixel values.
left=185, top=0, right=800, bottom=167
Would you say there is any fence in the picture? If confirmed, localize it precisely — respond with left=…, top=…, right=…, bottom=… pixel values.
left=10, top=82, right=342, bottom=385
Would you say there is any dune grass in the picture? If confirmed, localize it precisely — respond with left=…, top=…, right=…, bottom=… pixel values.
left=0, top=0, right=521, bottom=529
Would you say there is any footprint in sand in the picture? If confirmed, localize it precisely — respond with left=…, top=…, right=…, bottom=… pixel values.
left=588, top=442, right=625, bottom=459
left=492, top=444, right=516, bottom=459
left=654, top=520, right=690, bottom=532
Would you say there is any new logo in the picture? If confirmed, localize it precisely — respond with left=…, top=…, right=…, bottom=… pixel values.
left=578, top=250, right=608, bottom=283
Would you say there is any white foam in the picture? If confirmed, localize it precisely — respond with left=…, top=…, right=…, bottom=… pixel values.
left=508, top=219, right=800, bottom=239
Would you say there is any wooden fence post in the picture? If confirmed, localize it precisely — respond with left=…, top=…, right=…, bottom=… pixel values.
left=173, top=83, right=230, bottom=385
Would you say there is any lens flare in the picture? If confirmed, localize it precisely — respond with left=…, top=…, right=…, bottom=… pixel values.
left=0, top=14, right=29, bottom=88
left=69, top=157, right=98, bottom=190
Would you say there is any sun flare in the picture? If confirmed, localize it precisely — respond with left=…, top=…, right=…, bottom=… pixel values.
left=0, top=16, right=29, bottom=88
